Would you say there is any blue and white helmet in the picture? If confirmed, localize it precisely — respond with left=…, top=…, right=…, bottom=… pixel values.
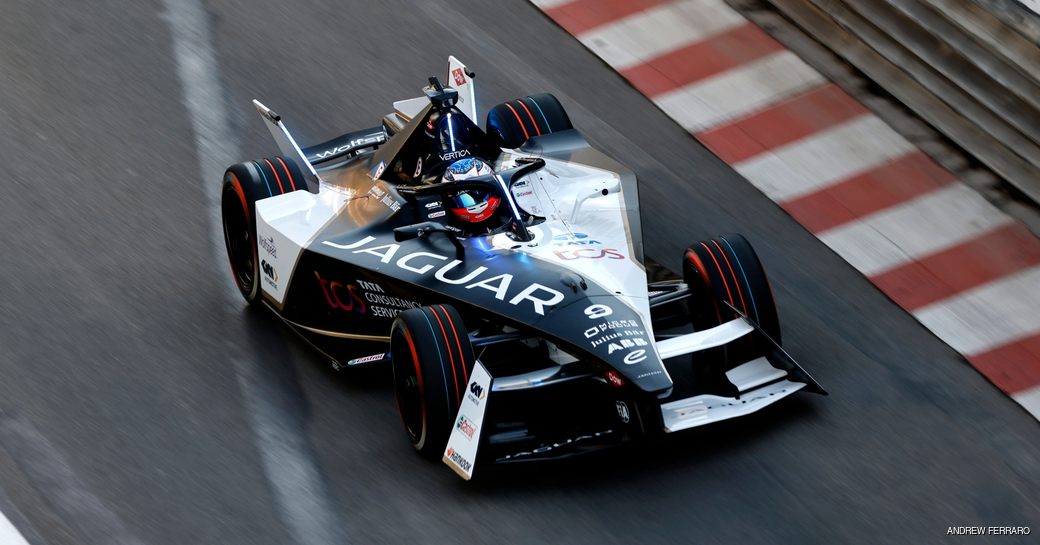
left=442, top=158, right=500, bottom=223
left=442, top=157, right=493, bottom=182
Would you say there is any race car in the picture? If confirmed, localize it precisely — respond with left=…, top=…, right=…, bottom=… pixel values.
left=220, top=57, right=825, bottom=480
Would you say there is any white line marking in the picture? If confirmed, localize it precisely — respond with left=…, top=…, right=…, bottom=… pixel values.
left=913, top=266, right=1040, bottom=356
left=577, top=0, right=745, bottom=70
left=734, top=115, right=915, bottom=202
left=817, top=183, right=1012, bottom=276
left=0, top=510, right=30, bottom=545
left=531, top=0, right=575, bottom=8
left=161, top=1, right=346, bottom=544
left=653, top=50, right=825, bottom=132
left=0, top=414, right=145, bottom=545
left=1012, top=384, right=1040, bottom=420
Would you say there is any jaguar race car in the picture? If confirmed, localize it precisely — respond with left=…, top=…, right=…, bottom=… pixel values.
left=220, top=57, right=825, bottom=480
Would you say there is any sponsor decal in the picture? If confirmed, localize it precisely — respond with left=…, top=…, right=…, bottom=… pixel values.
left=322, top=236, right=566, bottom=316
left=615, top=400, right=630, bottom=424
left=355, top=279, right=418, bottom=318
left=605, top=338, right=648, bottom=354
left=259, top=235, right=277, bottom=258
left=584, top=304, right=613, bottom=319
left=368, top=185, right=400, bottom=212
left=424, top=200, right=442, bottom=209
left=446, top=447, right=472, bottom=472
left=554, top=248, right=625, bottom=260
left=372, top=161, right=386, bottom=179
left=452, top=67, right=466, bottom=87
left=605, top=370, right=625, bottom=388
left=467, top=380, right=486, bottom=405
left=428, top=210, right=446, bottom=219
left=551, top=233, right=602, bottom=247
left=261, top=259, right=278, bottom=289
left=314, top=272, right=367, bottom=314
left=261, top=260, right=278, bottom=282
left=439, top=149, right=471, bottom=161
left=456, top=414, right=477, bottom=440
left=347, top=353, right=387, bottom=366
left=623, top=349, right=648, bottom=365
left=584, top=319, right=642, bottom=343
left=312, top=134, right=383, bottom=160
left=498, top=429, right=613, bottom=462
left=637, top=369, right=663, bottom=379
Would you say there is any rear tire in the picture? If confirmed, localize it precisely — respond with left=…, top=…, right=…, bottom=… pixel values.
left=221, top=167, right=260, bottom=304
left=682, top=234, right=781, bottom=348
left=220, top=157, right=305, bottom=305
left=486, top=93, right=573, bottom=149
left=390, top=305, right=475, bottom=458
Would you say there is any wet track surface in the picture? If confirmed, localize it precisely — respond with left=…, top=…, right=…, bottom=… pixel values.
left=0, top=1, right=1038, bottom=544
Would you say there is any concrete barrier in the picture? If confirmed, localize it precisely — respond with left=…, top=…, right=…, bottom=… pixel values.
left=760, top=0, right=1040, bottom=204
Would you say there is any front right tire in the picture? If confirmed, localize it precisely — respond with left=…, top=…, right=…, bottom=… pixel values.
left=683, top=234, right=781, bottom=354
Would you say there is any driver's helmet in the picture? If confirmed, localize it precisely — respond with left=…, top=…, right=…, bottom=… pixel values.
left=443, top=158, right=500, bottom=223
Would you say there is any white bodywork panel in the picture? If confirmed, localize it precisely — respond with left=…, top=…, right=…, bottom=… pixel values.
left=443, top=361, right=493, bottom=480
left=392, top=96, right=428, bottom=123
left=447, top=55, right=477, bottom=123
left=255, top=186, right=357, bottom=304
left=661, top=371, right=805, bottom=433
left=490, top=153, right=652, bottom=337
left=655, top=318, right=755, bottom=360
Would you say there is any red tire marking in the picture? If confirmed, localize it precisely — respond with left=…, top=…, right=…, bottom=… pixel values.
left=516, top=100, right=542, bottom=136
left=688, top=248, right=722, bottom=325
left=699, top=242, right=735, bottom=311
left=429, top=307, right=461, bottom=404
left=503, top=103, right=530, bottom=141
left=227, top=172, right=250, bottom=222
left=685, top=249, right=711, bottom=286
left=401, top=325, right=426, bottom=438
left=711, top=239, right=748, bottom=315
left=439, top=305, right=469, bottom=383
left=263, top=158, right=286, bottom=194
left=275, top=156, right=297, bottom=191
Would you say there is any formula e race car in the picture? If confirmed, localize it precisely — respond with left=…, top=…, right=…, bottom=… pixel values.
left=220, top=57, right=825, bottom=479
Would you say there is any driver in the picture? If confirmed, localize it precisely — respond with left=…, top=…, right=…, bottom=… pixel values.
left=442, top=157, right=500, bottom=224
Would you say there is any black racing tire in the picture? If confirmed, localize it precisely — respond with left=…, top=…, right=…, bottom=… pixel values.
left=682, top=234, right=781, bottom=350
left=220, top=157, right=305, bottom=305
left=486, top=93, right=573, bottom=149
left=390, top=304, right=475, bottom=458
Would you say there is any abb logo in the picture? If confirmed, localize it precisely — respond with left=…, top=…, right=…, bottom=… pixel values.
left=452, top=67, right=466, bottom=86
left=553, top=248, right=625, bottom=260
left=314, top=272, right=367, bottom=314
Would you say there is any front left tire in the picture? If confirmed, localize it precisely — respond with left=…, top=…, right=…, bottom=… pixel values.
left=390, top=305, right=475, bottom=458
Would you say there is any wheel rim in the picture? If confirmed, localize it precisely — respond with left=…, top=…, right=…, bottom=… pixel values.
left=391, top=325, right=424, bottom=444
left=222, top=183, right=254, bottom=291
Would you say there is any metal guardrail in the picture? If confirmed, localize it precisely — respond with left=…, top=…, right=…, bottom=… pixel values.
left=761, top=0, right=1040, bottom=204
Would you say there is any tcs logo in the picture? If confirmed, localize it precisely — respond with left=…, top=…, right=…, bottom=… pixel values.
left=553, top=248, right=625, bottom=260
left=314, top=272, right=367, bottom=314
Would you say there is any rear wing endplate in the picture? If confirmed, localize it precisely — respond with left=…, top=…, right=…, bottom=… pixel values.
left=253, top=100, right=322, bottom=189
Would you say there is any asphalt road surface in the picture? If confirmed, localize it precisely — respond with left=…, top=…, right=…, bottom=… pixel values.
left=1, top=1, right=1038, bottom=544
